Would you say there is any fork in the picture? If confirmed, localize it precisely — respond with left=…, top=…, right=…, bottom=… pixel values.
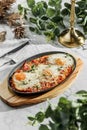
left=0, top=59, right=16, bottom=67
left=0, top=40, right=30, bottom=68
left=0, top=58, right=17, bottom=72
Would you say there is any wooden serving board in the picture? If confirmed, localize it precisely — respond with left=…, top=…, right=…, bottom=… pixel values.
left=0, top=57, right=83, bottom=107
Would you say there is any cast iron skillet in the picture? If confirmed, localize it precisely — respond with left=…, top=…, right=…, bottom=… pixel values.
left=8, top=51, right=76, bottom=95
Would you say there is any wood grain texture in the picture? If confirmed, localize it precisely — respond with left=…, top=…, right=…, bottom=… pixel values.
left=0, top=58, right=83, bottom=107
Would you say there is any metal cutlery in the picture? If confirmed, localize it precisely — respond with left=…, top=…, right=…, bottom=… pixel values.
left=0, top=59, right=16, bottom=67
left=0, top=40, right=30, bottom=68
left=0, top=40, right=29, bottom=59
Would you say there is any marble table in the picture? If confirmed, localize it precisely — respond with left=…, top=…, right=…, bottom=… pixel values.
left=0, top=0, right=87, bottom=130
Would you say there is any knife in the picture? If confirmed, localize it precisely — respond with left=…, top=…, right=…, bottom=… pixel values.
left=0, top=40, right=30, bottom=59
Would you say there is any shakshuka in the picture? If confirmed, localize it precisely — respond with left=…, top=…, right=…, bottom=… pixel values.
left=9, top=53, right=76, bottom=93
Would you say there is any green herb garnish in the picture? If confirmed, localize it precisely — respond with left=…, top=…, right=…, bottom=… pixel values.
left=31, top=65, right=36, bottom=72
left=27, top=90, right=87, bottom=130
left=57, top=67, right=62, bottom=71
left=22, top=81, right=28, bottom=85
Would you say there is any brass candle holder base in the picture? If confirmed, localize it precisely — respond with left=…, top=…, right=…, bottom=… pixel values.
left=58, top=28, right=85, bottom=48
left=58, top=0, right=85, bottom=48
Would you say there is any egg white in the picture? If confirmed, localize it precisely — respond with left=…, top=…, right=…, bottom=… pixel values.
left=12, top=53, right=75, bottom=91
left=48, top=53, right=74, bottom=67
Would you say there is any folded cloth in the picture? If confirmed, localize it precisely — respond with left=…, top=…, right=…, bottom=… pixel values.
left=0, top=38, right=29, bottom=57
left=0, top=38, right=31, bottom=71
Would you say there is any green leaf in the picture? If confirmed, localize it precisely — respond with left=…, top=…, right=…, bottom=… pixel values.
left=35, top=112, right=45, bottom=123
left=18, top=4, right=23, bottom=15
left=83, top=25, right=87, bottom=35
left=35, top=27, right=42, bottom=35
left=75, top=7, right=81, bottom=16
left=24, top=15, right=27, bottom=20
left=44, top=31, right=55, bottom=40
left=23, top=8, right=28, bottom=20
left=37, top=20, right=45, bottom=30
left=41, top=15, right=48, bottom=20
left=59, top=97, right=71, bottom=105
left=55, top=0, right=62, bottom=10
left=29, top=17, right=37, bottom=24
left=49, top=121, right=59, bottom=130
left=46, top=8, right=55, bottom=17
left=29, top=27, right=35, bottom=32
left=48, top=0, right=62, bottom=8
left=76, top=90, right=87, bottom=95
left=32, top=6, right=39, bottom=17
left=29, top=27, right=41, bottom=34
left=54, top=27, right=60, bottom=36
left=77, top=99, right=87, bottom=105
left=46, top=22, right=55, bottom=29
left=76, top=1, right=86, bottom=9
left=64, top=3, right=71, bottom=9
left=79, top=105, right=87, bottom=121
left=39, top=124, right=49, bottom=130
left=27, top=116, right=35, bottom=121
left=27, top=0, right=35, bottom=8
left=83, top=16, right=87, bottom=26
left=48, top=0, right=56, bottom=7
left=45, top=105, right=53, bottom=118
left=51, top=15, right=63, bottom=23
left=41, top=1, right=48, bottom=9
left=69, top=126, right=78, bottom=130
left=61, top=8, right=70, bottom=16
left=32, top=1, right=47, bottom=17
left=18, top=4, right=23, bottom=11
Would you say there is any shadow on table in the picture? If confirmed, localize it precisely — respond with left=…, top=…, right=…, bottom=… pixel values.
left=0, top=99, right=47, bottom=112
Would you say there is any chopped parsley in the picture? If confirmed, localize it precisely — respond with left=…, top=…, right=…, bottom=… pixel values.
left=57, top=68, right=62, bottom=71
left=35, top=85, right=40, bottom=89
left=57, top=66, right=63, bottom=71
left=22, top=81, right=28, bottom=85
left=31, top=65, right=36, bottom=72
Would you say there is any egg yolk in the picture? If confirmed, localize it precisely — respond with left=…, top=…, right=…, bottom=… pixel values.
left=55, top=58, right=65, bottom=66
left=43, top=69, right=52, bottom=76
left=15, top=72, right=26, bottom=81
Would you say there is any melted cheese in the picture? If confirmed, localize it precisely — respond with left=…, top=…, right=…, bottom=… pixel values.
left=48, top=54, right=74, bottom=66
left=12, top=53, right=75, bottom=90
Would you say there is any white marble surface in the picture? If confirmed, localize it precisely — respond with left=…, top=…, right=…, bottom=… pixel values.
left=0, top=0, right=87, bottom=130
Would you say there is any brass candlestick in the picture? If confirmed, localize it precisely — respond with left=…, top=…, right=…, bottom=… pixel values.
left=58, top=0, right=85, bottom=48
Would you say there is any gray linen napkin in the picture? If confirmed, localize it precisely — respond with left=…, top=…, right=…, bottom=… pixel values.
left=0, top=38, right=29, bottom=71
left=0, top=38, right=29, bottom=57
